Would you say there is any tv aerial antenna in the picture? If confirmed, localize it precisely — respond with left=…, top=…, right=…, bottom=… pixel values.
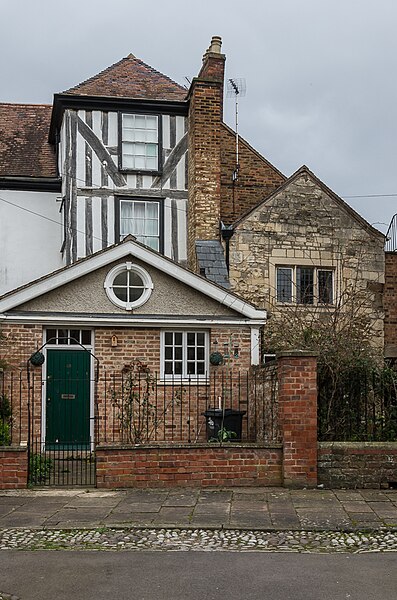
left=227, top=78, right=246, bottom=182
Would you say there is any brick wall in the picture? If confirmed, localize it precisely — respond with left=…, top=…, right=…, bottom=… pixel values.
left=384, top=252, right=397, bottom=358
left=0, top=447, right=27, bottom=489
left=318, top=442, right=397, bottom=489
left=96, top=444, right=282, bottom=488
left=277, top=351, right=318, bottom=488
left=220, top=125, right=285, bottom=225
left=187, top=48, right=225, bottom=270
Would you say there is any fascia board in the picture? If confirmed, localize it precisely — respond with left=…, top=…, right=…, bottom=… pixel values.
left=0, top=241, right=266, bottom=320
left=0, top=314, right=265, bottom=327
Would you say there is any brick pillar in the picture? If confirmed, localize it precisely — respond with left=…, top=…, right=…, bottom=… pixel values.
left=277, top=350, right=318, bottom=488
left=187, top=36, right=225, bottom=271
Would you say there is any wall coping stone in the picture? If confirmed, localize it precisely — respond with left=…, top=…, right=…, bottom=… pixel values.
left=0, top=446, right=27, bottom=452
left=319, top=442, right=397, bottom=450
left=277, top=350, right=319, bottom=358
left=97, top=443, right=283, bottom=451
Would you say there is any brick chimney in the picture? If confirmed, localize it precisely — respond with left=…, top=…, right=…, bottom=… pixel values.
left=187, top=36, right=225, bottom=271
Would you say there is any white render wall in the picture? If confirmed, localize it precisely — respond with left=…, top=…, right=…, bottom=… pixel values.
left=0, top=190, right=64, bottom=295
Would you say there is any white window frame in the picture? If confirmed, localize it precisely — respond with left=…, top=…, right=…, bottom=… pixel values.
left=160, top=330, right=209, bottom=381
left=276, top=266, right=334, bottom=305
left=119, top=198, right=161, bottom=251
left=120, top=113, right=159, bottom=172
left=104, top=262, right=153, bottom=311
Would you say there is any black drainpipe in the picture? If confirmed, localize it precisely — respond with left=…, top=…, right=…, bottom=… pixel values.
left=221, top=224, right=234, bottom=272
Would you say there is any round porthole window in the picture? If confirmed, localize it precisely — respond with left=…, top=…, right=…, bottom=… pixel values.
left=104, top=262, right=153, bottom=310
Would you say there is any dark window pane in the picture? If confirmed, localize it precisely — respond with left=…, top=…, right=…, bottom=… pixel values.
left=187, top=347, right=195, bottom=360
left=277, top=268, right=292, bottom=302
left=165, top=347, right=173, bottom=360
left=113, top=287, right=128, bottom=302
left=129, top=287, right=143, bottom=302
left=187, top=332, right=195, bottom=346
left=58, top=329, right=68, bottom=344
left=297, top=267, right=314, bottom=304
left=174, top=347, right=183, bottom=361
left=113, top=271, right=128, bottom=286
left=70, top=329, right=80, bottom=345
left=197, top=362, right=205, bottom=375
left=81, top=330, right=91, bottom=345
left=174, top=333, right=182, bottom=345
left=164, top=362, right=173, bottom=374
left=197, top=347, right=205, bottom=360
left=129, top=272, right=143, bottom=287
left=165, top=332, right=173, bottom=345
left=46, top=329, right=57, bottom=343
left=318, top=270, right=333, bottom=304
left=196, top=332, right=205, bottom=346
left=174, top=361, right=182, bottom=375
left=187, top=362, right=196, bottom=375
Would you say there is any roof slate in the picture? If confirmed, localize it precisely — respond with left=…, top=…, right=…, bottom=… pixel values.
left=63, top=55, right=187, bottom=101
left=195, top=240, right=230, bottom=289
left=0, top=103, right=57, bottom=178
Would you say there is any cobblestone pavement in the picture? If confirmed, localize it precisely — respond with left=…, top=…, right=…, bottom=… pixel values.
left=0, top=526, right=397, bottom=554
left=1, top=487, right=397, bottom=558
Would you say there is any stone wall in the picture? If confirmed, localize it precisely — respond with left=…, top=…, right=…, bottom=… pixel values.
left=229, top=169, right=385, bottom=350
left=318, top=442, right=397, bottom=489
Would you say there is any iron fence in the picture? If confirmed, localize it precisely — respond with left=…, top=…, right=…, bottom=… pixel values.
left=318, top=364, right=397, bottom=441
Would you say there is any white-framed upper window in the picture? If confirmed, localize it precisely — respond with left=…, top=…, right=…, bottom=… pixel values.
left=121, top=113, right=159, bottom=171
left=161, top=331, right=209, bottom=380
left=276, top=266, right=334, bottom=305
left=119, top=199, right=161, bottom=251
left=104, top=262, right=153, bottom=311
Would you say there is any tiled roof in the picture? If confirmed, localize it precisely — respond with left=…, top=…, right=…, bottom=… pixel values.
left=0, top=103, right=57, bottom=178
left=63, top=55, right=187, bottom=102
left=195, top=240, right=230, bottom=289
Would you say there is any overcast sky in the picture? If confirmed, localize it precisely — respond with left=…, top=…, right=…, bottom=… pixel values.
left=1, top=0, right=396, bottom=233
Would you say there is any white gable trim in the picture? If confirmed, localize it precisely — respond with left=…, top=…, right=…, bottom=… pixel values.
left=0, top=241, right=266, bottom=321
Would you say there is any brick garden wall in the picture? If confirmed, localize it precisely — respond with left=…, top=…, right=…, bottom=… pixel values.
left=96, top=444, right=282, bottom=488
left=0, top=447, right=27, bottom=489
left=318, top=442, right=397, bottom=489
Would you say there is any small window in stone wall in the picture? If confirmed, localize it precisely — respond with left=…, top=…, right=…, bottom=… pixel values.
left=276, top=266, right=334, bottom=305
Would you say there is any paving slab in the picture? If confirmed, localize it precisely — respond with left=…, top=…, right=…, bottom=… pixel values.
left=1, top=487, right=397, bottom=531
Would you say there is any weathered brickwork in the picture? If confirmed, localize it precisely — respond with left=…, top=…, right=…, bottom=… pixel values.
left=187, top=50, right=225, bottom=270
left=0, top=447, right=28, bottom=489
left=96, top=444, right=282, bottom=488
left=220, top=125, right=285, bottom=225
left=229, top=170, right=385, bottom=349
left=318, top=442, right=397, bottom=489
left=1, top=323, right=43, bottom=370
left=384, top=252, right=397, bottom=357
left=277, top=351, right=318, bottom=488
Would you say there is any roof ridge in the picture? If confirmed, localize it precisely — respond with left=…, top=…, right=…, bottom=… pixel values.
left=0, top=102, right=52, bottom=108
left=63, top=54, right=186, bottom=96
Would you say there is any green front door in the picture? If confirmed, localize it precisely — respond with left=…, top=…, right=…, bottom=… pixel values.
left=46, top=350, right=91, bottom=449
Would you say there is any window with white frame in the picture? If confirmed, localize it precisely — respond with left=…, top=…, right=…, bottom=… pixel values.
left=276, top=266, right=334, bottom=305
left=120, top=113, right=159, bottom=171
left=119, top=198, right=161, bottom=251
left=161, top=331, right=208, bottom=379
left=104, top=262, right=153, bottom=310
left=45, top=329, right=92, bottom=346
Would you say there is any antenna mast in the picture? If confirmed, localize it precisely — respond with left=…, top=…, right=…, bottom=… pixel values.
left=227, top=78, right=246, bottom=182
